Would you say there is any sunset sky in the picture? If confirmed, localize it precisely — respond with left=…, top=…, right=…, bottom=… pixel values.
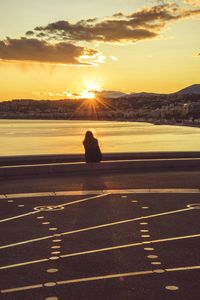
left=0, top=0, right=199, bottom=100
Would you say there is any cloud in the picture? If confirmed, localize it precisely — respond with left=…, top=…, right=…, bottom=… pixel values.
left=31, top=3, right=200, bottom=43
left=0, top=37, right=102, bottom=65
left=184, top=0, right=200, bottom=6
left=110, top=55, right=118, bottom=61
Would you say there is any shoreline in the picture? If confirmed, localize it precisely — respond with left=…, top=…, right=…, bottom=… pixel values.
left=0, top=117, right=199, bottom=129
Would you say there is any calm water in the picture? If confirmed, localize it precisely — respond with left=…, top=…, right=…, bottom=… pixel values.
left=0, top=119, right=200, bottom=156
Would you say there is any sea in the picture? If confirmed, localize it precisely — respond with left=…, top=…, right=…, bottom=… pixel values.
left=0, top=119, right=200, bottom=156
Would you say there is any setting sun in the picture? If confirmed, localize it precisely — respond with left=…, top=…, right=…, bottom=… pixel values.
left=80, top=89, right=95, bottom=99
left=79, top=81, right=102, bottom=99
left=84, top=81, right=101, bottom=92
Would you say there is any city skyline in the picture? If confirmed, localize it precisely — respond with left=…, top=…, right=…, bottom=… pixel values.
left=0, top=0, right=200, bottom=100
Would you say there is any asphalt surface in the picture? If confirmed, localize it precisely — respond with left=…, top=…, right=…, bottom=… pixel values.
left=0, top=170, right=200, bottom=299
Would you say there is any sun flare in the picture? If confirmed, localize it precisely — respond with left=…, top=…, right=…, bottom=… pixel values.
left=84, top=81, right=101, bottom=92
left=80, top=89, right=95, bottom=99
left=80, top=81, right=102, bottom=99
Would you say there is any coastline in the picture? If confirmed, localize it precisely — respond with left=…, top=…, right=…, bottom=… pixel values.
left=0, top=117, right=199, bottom=128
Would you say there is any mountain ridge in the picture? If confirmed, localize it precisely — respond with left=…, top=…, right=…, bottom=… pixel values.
left=102, top=84, right=200, bottom=99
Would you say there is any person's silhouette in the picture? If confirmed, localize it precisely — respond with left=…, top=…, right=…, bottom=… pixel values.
left=83, top=131, right=102, bottom=163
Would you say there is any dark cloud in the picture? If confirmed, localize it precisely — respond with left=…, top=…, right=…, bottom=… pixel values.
left=26, top=31, right=34, bottom=36
left=31, top=3, right=200, bottom=43
left=0, top=37, right=99, bottom=65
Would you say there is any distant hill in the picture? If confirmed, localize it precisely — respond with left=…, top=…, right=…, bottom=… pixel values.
left=104, top=84, right=200, bottom=99
left=124, top=92, right=165, bottom=98
left=176, top=84, right=200, bottom=95
left=96, top=90, right=127, bottom=98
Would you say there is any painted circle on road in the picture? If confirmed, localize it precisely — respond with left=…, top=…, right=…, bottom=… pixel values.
left=44, top=282, right=56, bottom=287
left=165, top=285, right=179, bottom=291
left=51, top=245, right=61, bottom=249
left=34, top=205, right=64, bottom=212
left=49, top=256, right=60, bottom=260
left=147, top=255, right=158, bottom=259
left=47, top=268, right=59, bottom=273
left=144, top=247, right=154, bottom=251
left=51, top=251, right=60, bottom=255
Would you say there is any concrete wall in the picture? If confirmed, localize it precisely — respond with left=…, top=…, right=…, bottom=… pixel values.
left=1, top=151, right=200, bottom=166
left=0, top=157, right=200, bottom=178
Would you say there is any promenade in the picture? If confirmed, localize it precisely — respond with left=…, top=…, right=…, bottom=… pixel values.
left=0, top=154, right=200, bottom=300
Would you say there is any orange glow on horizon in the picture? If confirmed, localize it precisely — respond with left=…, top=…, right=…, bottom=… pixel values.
left=80, top=89, right=95, bottom=99
left=79, top=80, right=102, bottom=99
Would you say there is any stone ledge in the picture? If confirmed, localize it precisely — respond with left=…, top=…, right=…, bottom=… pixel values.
left=0, top=158, right=200, bottom=178
left=1, top=151, right=200, bottom=166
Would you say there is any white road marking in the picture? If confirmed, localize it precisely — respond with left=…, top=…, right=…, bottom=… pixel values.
left=58, top=193, right=110, bottom=208
left=0, top=270, right=154, bottom=294
left=57, top=270, right=153, bottom=285
left=0, top=211, right=40, bottom=223
left=0, top=234, right=53, bottom=250
left=34, top=193, right=111, bottom=212
left=60, top=207, right=193, bottom=236
left=0, top=207, right=196, bottom=250
left=2, top=265, right=200, bottom=294
left=60, top=242, right=142, bottom=259
left=166, top=265, right=200, bottom=272
left=0, top=194, right=109, bottom=225
left=0, top=258, right=48, bottom=270
left=147, top=255, right=159, bottom=259
left=50, top=232, right=200, bottom=258
left=47, top=268, right=59, bottom=273
left=1, top=284, right=43, bottom=293
left=165, top=285, right=179, bottom=291
left=44, top=282, right=56, bottom=287
left=1, top=234, right=199, bottom=270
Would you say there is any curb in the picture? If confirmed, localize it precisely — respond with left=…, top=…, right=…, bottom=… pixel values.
left=1, top=151, right=200, bottom=166
left=0, top=158, right=200, bottom=178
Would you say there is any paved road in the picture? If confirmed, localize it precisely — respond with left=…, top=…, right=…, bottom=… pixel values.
left=1, top=169, right=200, bottom=194
left=0, top=170, right=200, bottom=299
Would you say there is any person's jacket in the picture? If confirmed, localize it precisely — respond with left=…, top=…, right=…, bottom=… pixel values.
left=83, top=138, right=102, bottom=163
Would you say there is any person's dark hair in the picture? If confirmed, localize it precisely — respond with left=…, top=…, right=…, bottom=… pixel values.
left=84, top=131, right=94, bottom=142
left=83, top=130, right=102, bottom=163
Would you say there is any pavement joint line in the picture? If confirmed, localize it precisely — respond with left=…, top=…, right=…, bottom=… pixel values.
left=34, top=193, right=111, bottom=212
left=1, top=188, right=200, bottom=199
left=0, top=270, right=154, bottom=294
left=34, top=193, right=110, bottom=212
left=1, top=234, right=199, bottom=270
left=0, top=207, right=197, bottom=250
left=0, top=210, right=40, bottom=223
left=0, top=258, right=49, bottom=270
left=57, top=193, right=111, bottom=208
left=0, top=234, right=53, bottom=249
left=61, top=232, right=200, bottom=259
left=60, top=207, right=194, bottom=236
left=1, top=284, right=43, bottom=294
left=1, top=265, right=200, bottom=294
left=166, top=265, right=200, bottom=272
